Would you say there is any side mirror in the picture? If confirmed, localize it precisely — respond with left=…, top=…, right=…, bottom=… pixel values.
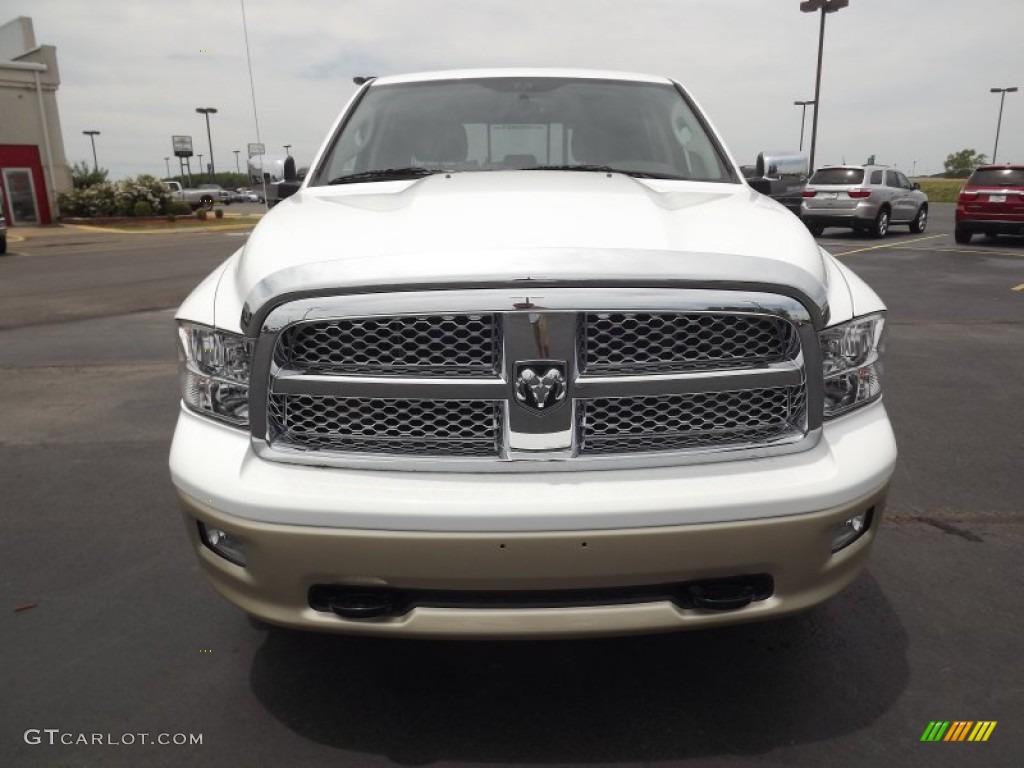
left=913, top=182, right=921, bottom=190
left=747, top=178, right=773, bottom=195
left=283, top=156, right=297, bottom=182
left=276, top=180, right=301, bottom=200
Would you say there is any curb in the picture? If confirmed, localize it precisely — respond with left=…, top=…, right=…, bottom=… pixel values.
left=57, top=221, right=260, bottom=235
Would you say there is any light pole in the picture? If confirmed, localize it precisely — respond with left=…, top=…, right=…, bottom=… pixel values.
left=283, top=144, right=292, bottom=156
left=912, top=159, right=918, bottom=177
left=233, top=149, right=241, bottom=173
left=196, top=107, right=218, bottom=178
left=800, top=0, right=849, bottom=173
left=198, top=153, right=204, bottom=182
left=164, top=156, right=171, bottom=179
left=990, top=87, right=1018, bottom=163
left=83, top=130, right=101, bottom=172
left=793, top=100, right=815, bottom=151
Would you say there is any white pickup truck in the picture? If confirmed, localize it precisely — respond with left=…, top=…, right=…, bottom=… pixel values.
left=161, top=180, right=217, bottom=211
left=170, top=69, right=896, bottom=638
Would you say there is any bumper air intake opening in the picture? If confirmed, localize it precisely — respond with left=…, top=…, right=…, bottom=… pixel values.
left=309, top=574, right=774, bottom=620
left=687, top=577, right=767, bottom=611
left=327, top=592, right=399, bottom=620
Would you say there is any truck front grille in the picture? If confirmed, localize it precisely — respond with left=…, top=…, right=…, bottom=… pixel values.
left=255, top=289, right=816, bottom=470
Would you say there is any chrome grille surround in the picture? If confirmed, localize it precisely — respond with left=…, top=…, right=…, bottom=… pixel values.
left=250, top=288, right=822, bottom=472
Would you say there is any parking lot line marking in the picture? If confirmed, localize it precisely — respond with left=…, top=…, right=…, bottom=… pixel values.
left=1013, top=283, right=1024, bottom=292
left=833, top=234, right=944, bottom=257
left=907, top=246, right=1024, bottom=257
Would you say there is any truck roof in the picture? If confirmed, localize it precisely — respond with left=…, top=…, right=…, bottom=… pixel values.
left=371, top=68, right=672, bottom=86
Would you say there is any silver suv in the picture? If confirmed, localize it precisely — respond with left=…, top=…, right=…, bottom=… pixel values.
left=801, top=165, right=928, bottom=237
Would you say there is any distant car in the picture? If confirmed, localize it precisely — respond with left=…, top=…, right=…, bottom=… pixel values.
left=198, top=184, right=231, bottom=205
left=230, top=189, right=263, bottom=203
left=954, top=164, right=1024, bottom=243
left=801, top=165, right=928, bottom=238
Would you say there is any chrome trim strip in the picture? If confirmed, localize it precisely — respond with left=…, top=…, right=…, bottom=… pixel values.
left=256, top=288, right=815, bottom=332
left=250, top=427, right=821, bottom=473
left=241, top=249, right=829, bottom=332
left=271, top=371, right=507, bottom=400
left=574, top=360, right=803, bottom=398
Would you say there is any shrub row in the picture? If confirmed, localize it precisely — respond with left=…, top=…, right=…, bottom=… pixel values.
left=59, top=175, right=172, bottom=218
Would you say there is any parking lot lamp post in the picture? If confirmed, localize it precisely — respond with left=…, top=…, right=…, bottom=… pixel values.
left=799, top=0, right=849, bottom=173
left=990, top=87, right=1018, bottom=163
left=198, top=154, right=204, bottom=183
left=283, top=144, right=292, bottom=156
left=164, top=156, right=171, bottom=179
left=794, top=100, right=815, bottom=151
left=233, top=149, right=241, bottom=173
left=83, top=130, right=100, bottom=172
left=196, top=107, right=218, bottom=178
left=912, top=159, right=917, bottom=177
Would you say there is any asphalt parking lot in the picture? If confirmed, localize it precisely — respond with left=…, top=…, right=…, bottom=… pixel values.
left=1, top=204, right=1021, bottom=767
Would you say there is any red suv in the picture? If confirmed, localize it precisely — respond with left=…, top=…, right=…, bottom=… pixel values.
left=955, top=165, right=1024, bottom=243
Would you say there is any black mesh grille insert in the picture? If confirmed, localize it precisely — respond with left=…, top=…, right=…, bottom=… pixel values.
left=269, top=395, right=503, bottom=457
left=279, top=314, right=500, bottom=377
left=581, top=312, right=797, bottom=375
left=579, top=386, right=806, bottom=454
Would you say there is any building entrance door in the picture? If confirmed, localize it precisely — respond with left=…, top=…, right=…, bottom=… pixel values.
left=2, top=168, right=40, bottom=224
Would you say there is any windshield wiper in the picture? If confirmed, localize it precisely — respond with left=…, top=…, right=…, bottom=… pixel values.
left=520, top=165, right=685, bottom=180
left=327, top=167, right=448, bottom=185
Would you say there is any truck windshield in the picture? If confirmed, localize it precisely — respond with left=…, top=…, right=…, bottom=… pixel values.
left=312, top=77, right=736, bottom=185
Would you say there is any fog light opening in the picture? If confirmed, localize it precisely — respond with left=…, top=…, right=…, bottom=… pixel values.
left=830, top=507, right=874, bottom=553
left=198, top=521, right=247, bottom=566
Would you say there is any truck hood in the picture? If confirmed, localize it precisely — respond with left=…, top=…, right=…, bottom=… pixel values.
left=230, top=171, right=830, bottom=329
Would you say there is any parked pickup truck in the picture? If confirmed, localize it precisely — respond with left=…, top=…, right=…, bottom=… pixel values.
left=161, top=180, right=217, bottom=211
left=170, top=69, right=896, bottom=639
left=198, top=184, right=232, bottom=205
left=742, top=150, right=808, bottom=216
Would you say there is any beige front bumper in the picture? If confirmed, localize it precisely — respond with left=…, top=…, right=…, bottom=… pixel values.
left=179, top=484, right=888, bottom=639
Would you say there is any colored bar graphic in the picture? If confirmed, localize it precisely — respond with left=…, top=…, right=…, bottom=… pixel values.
left=944, top=721, right=972, bottom=741
left=921, top=721, right=950, bottom=741
left=921, top=721, right=996, bottom=742
left=973, top=722, right=997, bottom=742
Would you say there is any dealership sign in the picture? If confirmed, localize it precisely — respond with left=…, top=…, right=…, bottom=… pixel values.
left=248, top=143, right=266, bottom=157
left=172, top=136, right=193, bottom=158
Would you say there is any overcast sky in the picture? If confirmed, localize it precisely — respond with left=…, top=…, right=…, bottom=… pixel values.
left=6, top=0, right=1022, bottom=180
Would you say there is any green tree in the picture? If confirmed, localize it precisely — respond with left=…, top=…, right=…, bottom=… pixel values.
left=943, top=149, right=987, bottom=178
left=70, top=160, right=109, bottom=189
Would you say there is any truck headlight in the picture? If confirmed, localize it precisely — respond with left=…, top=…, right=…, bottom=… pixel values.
left=177, top=322, right=252, bottom=427
left=819, top=312, right=885, bottom=418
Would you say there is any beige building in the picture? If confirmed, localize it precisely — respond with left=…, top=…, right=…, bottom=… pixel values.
left=0, top=16, right=71, bottom=225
